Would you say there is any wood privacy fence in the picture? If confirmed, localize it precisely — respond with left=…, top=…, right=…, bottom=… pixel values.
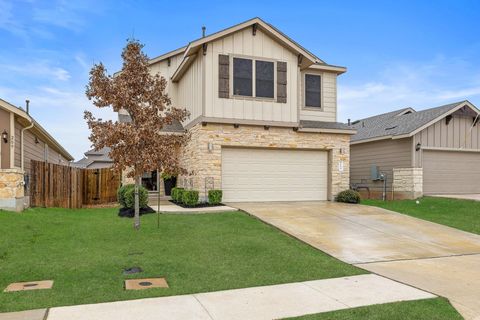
left=30, top=160, right=121, bottom=208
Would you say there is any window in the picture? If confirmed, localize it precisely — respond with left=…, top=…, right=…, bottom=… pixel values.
left=305, top=74, right=321, bottom=108
left=232, top=57, right=275, bottom=98
left=255, top=60, right=274, bottom=98
left=233, top=58, right=252, bottom=96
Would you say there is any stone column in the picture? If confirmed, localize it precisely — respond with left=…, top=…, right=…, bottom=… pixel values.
left=0, top=168, right=25, bottom=212
left=392, top=168, right=423, bottom=200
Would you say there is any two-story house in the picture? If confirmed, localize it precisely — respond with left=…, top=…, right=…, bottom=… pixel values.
left=119, top=17, right=355, bottom=202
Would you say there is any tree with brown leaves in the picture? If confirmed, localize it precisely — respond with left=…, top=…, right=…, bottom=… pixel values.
left=85, top=39, right=189, bottom=229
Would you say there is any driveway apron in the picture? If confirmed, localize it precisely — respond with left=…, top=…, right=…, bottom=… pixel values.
left=230, top=201, right=480, bottom=320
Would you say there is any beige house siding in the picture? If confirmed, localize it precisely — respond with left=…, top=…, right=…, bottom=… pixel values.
left=0, top=108, right=11, bottom=168
left=179, top=123, right=350, bottom=201
left=413, top=114, right=480, bottom=167
left=14, top=120, right=68, bottom=176
left=204, top=27, right=298, bottom=123
left=298, top=70, right=337, bottom=122
left=350, top=138, right=412, bottom=199
left=176, top=54, right=203, bottom=126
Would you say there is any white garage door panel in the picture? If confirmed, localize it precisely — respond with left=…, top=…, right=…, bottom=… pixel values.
left=423, top=150, right=480, bottom=194
left=222, top=148, right=328, bottom=202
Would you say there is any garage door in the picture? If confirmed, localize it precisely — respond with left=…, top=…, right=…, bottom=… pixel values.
left=423, top=150, right=480, bottom=194
left=221, top=148, right=328, bottom=202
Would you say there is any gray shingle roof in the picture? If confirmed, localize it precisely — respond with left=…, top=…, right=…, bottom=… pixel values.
left=351, top=101, right=472, bottom=142
left=300, top=120, right=354, bottom=131
left=118, top=113, right=185, bottom=133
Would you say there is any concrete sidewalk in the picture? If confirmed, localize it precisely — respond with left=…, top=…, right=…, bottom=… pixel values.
left=44, top=274, right=434, bottom=320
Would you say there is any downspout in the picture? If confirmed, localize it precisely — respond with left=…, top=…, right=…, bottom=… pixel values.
left=21, top=100, right=34, bottom=171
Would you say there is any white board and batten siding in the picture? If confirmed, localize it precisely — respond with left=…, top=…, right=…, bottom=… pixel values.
left=299, top=70, right=337, bottom=122
left=205, top=28, right=298, bottom=123
left=222, top=148, right=328, bottom=202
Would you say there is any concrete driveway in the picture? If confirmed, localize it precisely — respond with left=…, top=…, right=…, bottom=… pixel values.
left=231, top=201, right=480, bottom=320
left=430, top=194, right=480, bottom=201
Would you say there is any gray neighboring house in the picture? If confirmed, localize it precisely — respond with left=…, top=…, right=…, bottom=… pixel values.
left=73, top=147, right=113, bottom=169
left=350, top=100, right=480, bottom=199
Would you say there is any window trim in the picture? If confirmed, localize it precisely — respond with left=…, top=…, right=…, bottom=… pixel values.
left=229, top=54, right=277, bottom=102
left=302, top=72, right=324, bottom=111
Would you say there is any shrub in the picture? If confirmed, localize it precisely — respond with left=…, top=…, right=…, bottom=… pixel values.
left=335, top=189, right=361, bottom=204
left=208, top=189, right=223, bottom=205
left=117, top=184, right=135, bottom=207
left=124, top=185, right=149, bottom=208
left=171, top=187, right=185, bottom=203
left=182, top=190, right=199, bottom=207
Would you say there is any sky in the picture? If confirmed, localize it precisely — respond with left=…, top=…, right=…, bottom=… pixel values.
left=1, top=0, right=480, bottom=160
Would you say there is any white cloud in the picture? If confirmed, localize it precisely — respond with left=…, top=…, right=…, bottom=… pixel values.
left=338, top=56, right=480, bottom=122
left=0, top=61, right=71, bottom=81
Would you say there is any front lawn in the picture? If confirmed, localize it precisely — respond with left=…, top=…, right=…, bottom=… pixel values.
left=286, top=298, right=462, bottom=320
left=363, top=196, right=480, bottom=235
left=0, top=208, right=364, bottom=312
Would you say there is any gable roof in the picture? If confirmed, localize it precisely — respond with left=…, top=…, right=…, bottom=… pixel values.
left=0, top=98, right=74, bottom=161
left=148, top=17, right=346, bottom=82
left=351, top=100, right=480, bottom=143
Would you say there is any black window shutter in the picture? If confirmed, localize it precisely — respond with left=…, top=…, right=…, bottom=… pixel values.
left=218, top=54, right=229, bottom=98
left=277, top=61, right=287, bottom=103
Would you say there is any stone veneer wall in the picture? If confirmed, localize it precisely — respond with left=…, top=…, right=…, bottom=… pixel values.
left=178, top=123, right=351, bottom=201
left=0, top=168, right=25, bottom=212
left=392, top=168, right=423, bottom=200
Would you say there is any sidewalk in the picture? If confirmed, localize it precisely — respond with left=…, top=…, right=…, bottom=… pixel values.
left=39, top=274, right=434, bottom=320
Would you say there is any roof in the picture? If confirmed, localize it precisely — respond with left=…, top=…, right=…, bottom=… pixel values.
left=118, top=113, right=185, bottom=133
left=85, top=146, right=111, bottom=156
left=300, top=120, right=355, bottom=131
left=0, top=98, right=74, bottom=161
left=148, top=17, right=346, bottom=82
left=351, top=100, right=480, bottom=143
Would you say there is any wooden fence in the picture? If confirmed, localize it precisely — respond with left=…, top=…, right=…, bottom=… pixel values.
left=30, top=160, right=121, bottom=208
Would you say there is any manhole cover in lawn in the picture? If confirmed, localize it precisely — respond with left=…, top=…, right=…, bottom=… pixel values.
left=138, top=281, right=152, bottom=286
left=23, top=283, right=38, bottom=287
left=123, top=267, right=143, bottom=275
left=125, top=278, right=169, bottom=290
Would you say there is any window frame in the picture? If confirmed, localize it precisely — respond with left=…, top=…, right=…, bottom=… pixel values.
left=303, top=72, right=323, bottom=110
left=229, top=55, right=277, bottom=101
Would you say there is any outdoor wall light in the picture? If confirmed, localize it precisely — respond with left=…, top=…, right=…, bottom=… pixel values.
left=2, top=130, right=8, bottom=143
left=35, top=136, right=39, bottom=144
left=208, top=142, right=214, bottom=153
left=415, top=142, right=421, bottom=151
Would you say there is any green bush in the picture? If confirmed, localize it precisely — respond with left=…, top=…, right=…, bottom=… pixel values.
left=208, top=189, right=223, bottom=205
left=123, top=185, right=149, bottom=208
left=182, top=190, right=199, bottom=207
left=171, top=187, right=185, bottom=203
left=117, top=184, right=135, bottom=207
left=335, top=189, right=361, bottom=204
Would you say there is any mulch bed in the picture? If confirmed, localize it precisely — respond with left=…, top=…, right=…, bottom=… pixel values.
left=169, top=200, right=225, bottom=209
left=118, top=206, right=155, bottom=218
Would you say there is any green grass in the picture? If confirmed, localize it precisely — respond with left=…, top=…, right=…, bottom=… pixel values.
left=287, top=298, right=463, bottom=320
left=363, top=196, right=480, bottom=235
left=0, top=208, right=364, bottom=312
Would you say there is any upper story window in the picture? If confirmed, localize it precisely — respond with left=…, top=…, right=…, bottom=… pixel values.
left=255, top=60, right=274, bottom=98
left=233, top=57, right=274, bottom=98
left=233, top=58, right=252, bottom=96
left=305, top=74, right=321, bottom=108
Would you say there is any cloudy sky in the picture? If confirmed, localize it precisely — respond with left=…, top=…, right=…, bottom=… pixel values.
left=1, top=0, right=479, bottom=160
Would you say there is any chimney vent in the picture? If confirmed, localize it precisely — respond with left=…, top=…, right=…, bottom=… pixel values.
left=202, top=26, right=206, bottom=37
left=26, top=99, right=30, bottom=114
left=347, top=118, right=351, bottom=126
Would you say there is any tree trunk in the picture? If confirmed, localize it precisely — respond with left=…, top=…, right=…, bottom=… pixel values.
left=134, top=175, right=141, bottom=230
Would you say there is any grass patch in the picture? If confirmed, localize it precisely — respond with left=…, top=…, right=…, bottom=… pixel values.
left=0, top=208, right=364, bottom=312
left=363, top=196, right=480, bottom=235
left=286, top=298, right=462, bottom=320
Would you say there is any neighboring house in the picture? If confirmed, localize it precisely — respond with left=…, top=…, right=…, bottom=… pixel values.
left=73, top=147, right=113, bottom=169
left=350, top=100, right=480, bottom=199
left=119, top=17, right=355, bottom=202
left=0, top=98, right=74, bottom=211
